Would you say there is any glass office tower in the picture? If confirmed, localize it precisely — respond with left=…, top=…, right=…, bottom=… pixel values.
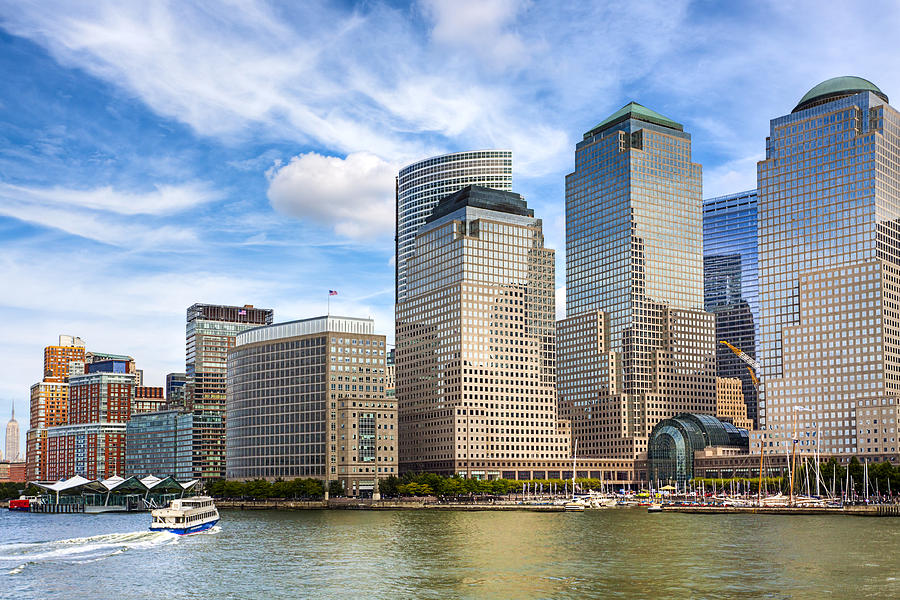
left=758, top=76, right=900, bottom=460
left=559, top=102, right=716, bottom=460
left=396, top=150, right=512, bottom=302
left=703, top=190, right=759, bottom=427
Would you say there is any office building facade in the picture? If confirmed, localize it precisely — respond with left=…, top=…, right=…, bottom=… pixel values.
left=396, top=185, right=570, bottom=477
left=703, top=190, right=759, bottom=427
left=185, top=303, right=273, bottom=481
left=396, top=150, right=513, bottom=302
left=559, top=102, right=717, bottom=461
left=758, top=76, right=900, bottom=461
left=227, top=316, right=393, bottom=496
left=126, top=409, right=194, bottom=479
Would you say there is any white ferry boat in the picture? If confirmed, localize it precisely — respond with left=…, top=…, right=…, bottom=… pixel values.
left=150, top=496, right=219, bottom=535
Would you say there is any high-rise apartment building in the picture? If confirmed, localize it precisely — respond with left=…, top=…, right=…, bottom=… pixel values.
left=5, top=404, right=19, bottom=462
left=559, top=102, right=717, bottom=461
left=26, top=335, right=85, bottom=480
left=703, top=190, right=759, bottom=427
left=226, top=316, right=393, bottom=496
left=185, top=303, right=273, bottom=481
left=45, top=367, right=136, bottom=480
left=396, top=150, right=513, bottom=302
left=758, top=76, right=900, bottom=461
left=42, top=335, right=86, bottom=382
left=396, top=185, right=570, bottom=477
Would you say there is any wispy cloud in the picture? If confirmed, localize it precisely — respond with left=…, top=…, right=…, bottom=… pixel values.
left=0, top=180, right=217, bottom=248
left=0, top=180, right=219, bottom=215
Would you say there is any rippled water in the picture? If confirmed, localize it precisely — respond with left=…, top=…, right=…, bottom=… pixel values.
left=2, top=507, right=899, bottom=599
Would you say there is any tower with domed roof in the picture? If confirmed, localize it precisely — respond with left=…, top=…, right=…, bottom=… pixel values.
left=757, top=76, right=900, bottom=463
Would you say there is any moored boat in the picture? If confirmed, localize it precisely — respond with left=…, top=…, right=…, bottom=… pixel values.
left=8, top=496, right=41, bottom=511
left=150, top=496, right=219, bottom=535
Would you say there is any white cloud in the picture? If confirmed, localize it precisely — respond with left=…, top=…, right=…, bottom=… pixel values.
left=267, top=152, right=396, bottom=240
left=421, top=0, right=530, bottom=69
left=703, top=154, right=763, bottom=199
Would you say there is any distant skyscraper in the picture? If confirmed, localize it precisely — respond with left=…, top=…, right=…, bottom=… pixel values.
left=559, top=102, right=716, bottom=460
left=396, top=185, right=570, bottom=477
left=185, top=303, right=273, bottom=481
left=703, top=190, right=759, bottom=427
left=396, top=150, right=512, bottom=302
left=5, top=404, right=20, bottom=462
left=758, top=76, right=900, bottom=460
left=226, top=316, right=393, bottom=496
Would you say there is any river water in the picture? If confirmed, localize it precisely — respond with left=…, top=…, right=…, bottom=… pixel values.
left=2, top=507, right=898, bottom=599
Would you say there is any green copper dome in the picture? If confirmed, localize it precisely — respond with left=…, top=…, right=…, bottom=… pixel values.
left=585, top=102, right=683, bottom=138
left=793, top=76, right=888, bottom=113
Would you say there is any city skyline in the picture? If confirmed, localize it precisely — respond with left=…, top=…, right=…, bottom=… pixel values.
left=2, top=1, right=900, bottom=461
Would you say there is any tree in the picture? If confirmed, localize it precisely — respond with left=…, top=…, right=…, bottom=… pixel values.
left=379, top=475, right=400, bottom=497
left=328, top=480, right=345, bottom=497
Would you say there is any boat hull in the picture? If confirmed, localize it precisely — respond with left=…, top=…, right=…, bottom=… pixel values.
left=150, top=518, right=219, bottom=535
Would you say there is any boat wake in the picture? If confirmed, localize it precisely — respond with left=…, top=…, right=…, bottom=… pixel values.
left=0, top=530, right=178, bottom=574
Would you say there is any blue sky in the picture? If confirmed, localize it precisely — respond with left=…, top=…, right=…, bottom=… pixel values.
left=1, top=0, right=898, bottom=457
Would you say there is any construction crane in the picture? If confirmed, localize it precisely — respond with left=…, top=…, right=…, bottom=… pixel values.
left=720, top=340, right=760, bottom=389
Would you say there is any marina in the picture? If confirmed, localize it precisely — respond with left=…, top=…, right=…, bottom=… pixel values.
left=3, top=506, right=900, bottom=599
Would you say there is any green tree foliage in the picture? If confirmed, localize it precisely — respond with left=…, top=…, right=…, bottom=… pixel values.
left=0, top=482, right=26, bottom=500
left=328, top=480, right=345, bottom=497
left=379, top=475, right=400, bottom=497
left=203, top=478, right=325, bottom=500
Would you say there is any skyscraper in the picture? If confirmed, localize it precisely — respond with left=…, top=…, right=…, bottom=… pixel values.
left=185, top=303, right=273, bottom=480
left=559, top=102, right=717, bottom=461
left=227, top=316, right=393, bottom=496
left=758, top=76, right=900, bottom=460
left=396, top=150, right=513, bottom=302
left=396, top=185, right=570, bottom=478
left=5, top=404, right=19, bottom=462
left=703, top=190, right=759, bottom=427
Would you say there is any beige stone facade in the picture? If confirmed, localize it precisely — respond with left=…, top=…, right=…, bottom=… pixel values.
left=716, top=377, right=753, bottom=430
left=227, top=316, right=396, bottom=496
left=396, top=185, right=571, bottom=477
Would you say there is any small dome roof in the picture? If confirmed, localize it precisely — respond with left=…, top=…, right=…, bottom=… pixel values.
left=793, top=76, right=888, bottom=113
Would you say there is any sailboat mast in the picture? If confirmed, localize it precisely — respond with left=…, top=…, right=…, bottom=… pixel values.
left=789, top=411, right=798, bottom=506
left=571, top=439, right=577, bottom=499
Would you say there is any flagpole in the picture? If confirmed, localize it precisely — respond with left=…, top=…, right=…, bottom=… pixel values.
left=327, top=292, right=330, bottom=316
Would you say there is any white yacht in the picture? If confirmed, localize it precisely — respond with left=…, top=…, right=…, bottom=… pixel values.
left=150, top=496, right=219, bottom=535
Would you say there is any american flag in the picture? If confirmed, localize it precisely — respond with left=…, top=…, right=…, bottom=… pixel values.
left=329, top=290, right=338, bottom=296
left=238, top=309, right=247, bottom=315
